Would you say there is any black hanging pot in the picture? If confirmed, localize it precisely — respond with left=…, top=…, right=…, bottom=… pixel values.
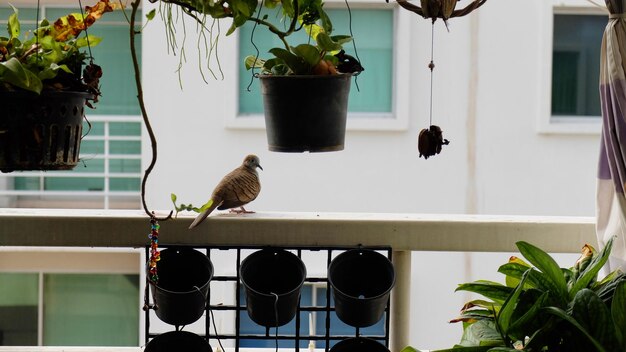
left=0, top=90, right=90, bottom=173
left=328, top=249, right=395, bottom=327
left=240, top=248, right=307, bottom=327
left=330, top=337, right=390, bottom=352
left=149, top=248, right=214, bottom=326
left=145, top=331, right=212, bottom=352
left=259, top=74, right=352, bottom=153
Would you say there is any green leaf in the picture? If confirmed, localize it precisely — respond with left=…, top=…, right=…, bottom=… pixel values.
left=291, top=44, right=321, bottom=66
left=315, top=32, right=342, bottom=52
left=458, top=320, right=504, bottom=348
left=574, top=289, right=618, bottom=349
left=497, top=270, right=529, bottom=334
left=544, top=305, right=607, bottom=352
left=317, top=5, right=332, bottom=33
left=517, top=241, right=568, bottom=302
left=8, top=6, right=20, bottom=40
left=268, top=47, right=309, bottom=74
left=456, top=281, right=514, bottom=304
left=570, top=236, right=615, bottom=299
left=146, top=9, right=156, bottom=21
left=612, top=281, right=626, bottom=348
left=198, top=199, right=213, bottom=213
left=170, top=193, right=177, bottom=202
left=280, top=0, right=295, bottom=17
left=506, top=291, right=548, bottom=340
left=75, top=35, right=102, bottom=48
left=498, top=262, right=531, bottom=288
left=400, top=347, right=419, bottom=352
left=330, top=34, right=352, bottom=46
left=429, top=347, right=492, bottom=352
left=244, top=55, right=265, bottom=70
left=0, top=57, right=42, bottom=94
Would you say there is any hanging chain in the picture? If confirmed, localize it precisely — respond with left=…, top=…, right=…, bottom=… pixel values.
left=428, top=22, right=435, bottom=126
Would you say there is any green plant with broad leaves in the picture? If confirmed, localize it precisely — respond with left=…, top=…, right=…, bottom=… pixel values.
left=157, top=0, right=363, bottom=75
left=0, top=1, right=115, bottom=96
left=402, top=236, right=626, bottom=352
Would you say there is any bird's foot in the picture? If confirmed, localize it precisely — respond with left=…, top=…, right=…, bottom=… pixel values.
left=229, top=207, right=255, bottom=214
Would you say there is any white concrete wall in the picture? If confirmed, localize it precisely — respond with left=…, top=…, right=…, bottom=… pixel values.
left=140, top=0, right=603, bottom=349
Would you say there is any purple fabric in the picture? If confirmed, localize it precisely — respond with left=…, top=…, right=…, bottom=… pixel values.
left=599, top=79, right=626, bottom=194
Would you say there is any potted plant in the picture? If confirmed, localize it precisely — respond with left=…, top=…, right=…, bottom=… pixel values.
left=155, top=0, right=364, bottom=152
left=402, top=236, right=626, bottom=352
left=0, top=1, right=115, bottom=172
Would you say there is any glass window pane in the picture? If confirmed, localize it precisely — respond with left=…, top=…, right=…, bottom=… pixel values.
left=109, top=159, right=141, bottom=173
left=110, top=141, right=141, bottom=155
left=14, top=177, right=40, bottom=191
left=110, top=122, right=141, bottom=136
left=84, top=121, right=105, bottom=136
left=45, top=177, right=104, bottom=191
left=43, top=274, right=139, bottom=346
left=552, top=14, right=604, bottom=117
left=0, top=273, right=39, bottom=346
left=238, top=9, right=393, bottom=115
left=71, top=159, right=105, bottom=173
left=110, top=177, right=140, bottom=191
left=80, top=140, right=105, bottom=155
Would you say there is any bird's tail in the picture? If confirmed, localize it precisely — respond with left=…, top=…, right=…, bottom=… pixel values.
left=188, top=200, right=220, bottom=229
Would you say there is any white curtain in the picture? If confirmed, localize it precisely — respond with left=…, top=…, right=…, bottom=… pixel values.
left=596, top=0, right=626, bottom=271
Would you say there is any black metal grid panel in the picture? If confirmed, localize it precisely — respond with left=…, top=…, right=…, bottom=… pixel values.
left=144, top=245, right=392, bottom=351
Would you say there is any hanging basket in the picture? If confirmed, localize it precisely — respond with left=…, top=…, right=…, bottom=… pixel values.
left=240, top=248, right=307, bottom=327
left=329, top=337, right=390, bottom=352
left=259, top=74, right=352, bottom=153
left=328, top=249, right=395, bottom=327
left=149, top=248, right=214, bottom=326
left=0, top=90, right=91, bottom=173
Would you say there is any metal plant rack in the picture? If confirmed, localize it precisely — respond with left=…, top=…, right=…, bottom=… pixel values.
left=144, top=244, right=393, bottom=351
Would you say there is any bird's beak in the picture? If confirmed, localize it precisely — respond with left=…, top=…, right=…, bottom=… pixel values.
left=258, top=164, right=263, bottom=171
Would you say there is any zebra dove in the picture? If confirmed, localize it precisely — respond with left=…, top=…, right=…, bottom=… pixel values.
left=188, top=155, right=262, bottom=229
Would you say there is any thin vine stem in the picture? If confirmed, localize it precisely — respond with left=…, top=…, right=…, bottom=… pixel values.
left=129, top=0, right=173, bottom=221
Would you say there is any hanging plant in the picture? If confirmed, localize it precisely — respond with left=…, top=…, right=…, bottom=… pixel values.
left=0, top=1, right=118, bottom=172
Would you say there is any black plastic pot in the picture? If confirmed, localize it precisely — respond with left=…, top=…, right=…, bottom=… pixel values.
left=149, top=248, right=214, bottom=326
left=330, top=337, right=390, bottom=352
left=145, top=331, right=212, bottom=352
left=240, top=248, right=307, bottom=327
left=259, top=74, right=352, bottom=153
left=0, top=90, right=90, bottom=173
left=328, top=249, right=395, bottom=327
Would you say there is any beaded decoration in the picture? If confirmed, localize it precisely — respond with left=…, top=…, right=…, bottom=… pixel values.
left=148, top=217, right=161, bottom=283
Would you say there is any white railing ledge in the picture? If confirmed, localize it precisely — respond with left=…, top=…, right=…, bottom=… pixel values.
left=0, top=209, right=596, bottom=253
left=0, top=348, right=139, bottom=352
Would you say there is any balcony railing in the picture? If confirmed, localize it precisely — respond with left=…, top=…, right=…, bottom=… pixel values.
left=0, top=209, right=597, bottom=351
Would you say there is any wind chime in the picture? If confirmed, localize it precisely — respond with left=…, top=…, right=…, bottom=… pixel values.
left=394, top=0, right=487, bottom=159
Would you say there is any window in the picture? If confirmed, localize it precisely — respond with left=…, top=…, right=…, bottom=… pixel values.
left=0, top=5, right=142, bottom=209
left=230, top=4, right=411, bottom=131
left=239, top=283, right=385, bottom=348
left=0, top=250, right=141, bottom=347
left=552, top=13, right=605, bottom=118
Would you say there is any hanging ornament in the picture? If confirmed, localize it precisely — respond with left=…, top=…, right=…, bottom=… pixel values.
left=418, top=125, right=450, bottom=159
left=148, top=217, right=161, bottom=284
left=395, top=0, right=487, bottom=29
left=394, top=0, right=487, bottom=159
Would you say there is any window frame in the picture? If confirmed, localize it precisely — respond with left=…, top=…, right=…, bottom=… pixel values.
left=226, top=0, right=411, bottom=132
left=537, top=3, right=606, bottom=135
left=0, top=248, right=142, bottom=347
